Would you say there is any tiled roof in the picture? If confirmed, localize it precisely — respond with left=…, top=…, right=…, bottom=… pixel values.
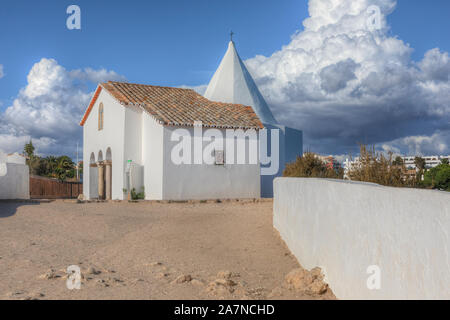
left=99, top=81, right=263, bottom=129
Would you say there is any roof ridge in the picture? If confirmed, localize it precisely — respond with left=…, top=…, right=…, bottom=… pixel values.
left=105, top=81, right=196, bottom=93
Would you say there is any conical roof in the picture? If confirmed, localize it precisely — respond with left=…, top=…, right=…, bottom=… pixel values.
left=204, top=41, right=278, bottom=124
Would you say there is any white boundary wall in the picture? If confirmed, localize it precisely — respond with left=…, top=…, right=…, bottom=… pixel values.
left=0, top=163, right=30, bottom=200
left=274, top=178, right=450, bottom=300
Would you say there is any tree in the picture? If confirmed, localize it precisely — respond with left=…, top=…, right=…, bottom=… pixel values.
left=22, top=142, right=78, bottom=180
left=24, top=140, right=35, bottom=158
left=441, top=158, right=449, bottom=165
left=55, top=156, right=75, bottom=182
left=24, top=141, right=41, bottom=175
left=393, top=156, right=404, bottom=166
left=435, top=166, right=450, bottom=191
left=423, top=163, right=450, bottom=191
left=414, top=157, right=426, bottom=171
left=44, top=156, right=58, bottom=177
left=283, top=152, right=344, bottom=179
left=347, top=145, right=415, bottom=188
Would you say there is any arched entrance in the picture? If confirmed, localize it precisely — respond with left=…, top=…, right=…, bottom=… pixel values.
left=97, top=150, right=105, bottom=200
left=89, top=153, right=99, bottom=199
left=93, top=149, right=112, bottom=200
left=105, top=148, right=112, bottom=200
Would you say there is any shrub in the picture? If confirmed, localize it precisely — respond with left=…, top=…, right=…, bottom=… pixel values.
left=347, top=145, right=416, bottom=188
left=283, top=152, right=344, bottom=179
left=131, top=187, right=145, bottom=200
left=423, top=164, right=450, bottom=191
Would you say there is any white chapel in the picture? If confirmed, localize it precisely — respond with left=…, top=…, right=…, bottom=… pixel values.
left=81, top=40, right=302, bottom=200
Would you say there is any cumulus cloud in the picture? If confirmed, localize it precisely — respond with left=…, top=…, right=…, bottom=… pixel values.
left=179, top=84, right=208, bottom=95
left=245, top=0, right=450, bottom=156
left=320, top=59, right=359, bottom=93
left=381, top=131, right=450, bottom=156
left=0, top=58, right=125, bottom=156
left=0, top=64, right=4, bottom=79
left=70, top=67, right=126, bottom=84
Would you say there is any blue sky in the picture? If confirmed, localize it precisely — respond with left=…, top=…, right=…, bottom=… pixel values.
left=1, top=0, right=449, bottom=108
left=0, top=0, right=449, bottom=158
left=0, top=0, right=307, bottom=108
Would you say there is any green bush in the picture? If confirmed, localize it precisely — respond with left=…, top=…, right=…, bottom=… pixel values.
left=131, top=187, right=145, bottom=200
left=423, top=164, right=450, bottom=191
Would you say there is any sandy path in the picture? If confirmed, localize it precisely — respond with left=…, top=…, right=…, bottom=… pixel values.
left=0, top=200, right=334, bottom=300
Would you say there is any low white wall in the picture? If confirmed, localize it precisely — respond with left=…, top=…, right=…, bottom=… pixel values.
left=0, top=163, right=30, bottom=200
left=274, top=178, right=450, bottom=300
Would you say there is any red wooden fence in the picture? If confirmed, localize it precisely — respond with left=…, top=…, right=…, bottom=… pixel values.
left=30, top=175, right=83, bottom=199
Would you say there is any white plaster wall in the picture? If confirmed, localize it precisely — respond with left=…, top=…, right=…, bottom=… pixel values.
left=7, top=153, right=26, bottom=165
left=142, top=113, right=164, bottom=200
left=0, top=151, right=7, bottom=177
left=124, top=106, right=143, bottom=164
left=130, top=163, right=144, bottom=194
left=260, top=124, right=303, bottom=198
left=162, top=126, right=260, bottom=200
left=83, top=88, right=126, bottom=200
left=273, top=178, right=450, bottom=300
left=0, top=163, right=30, bottom=199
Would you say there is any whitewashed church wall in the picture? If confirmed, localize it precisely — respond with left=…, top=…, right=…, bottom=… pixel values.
left=129, top=163, right=144, bottom=195
left=274, top=178, right=450, bottom=300
left=141, top=113, right=164, bottom=200
left=123, top=105, right=143, bottom=197
left=83, top=88, right=126, bottom=200
left=162, top=126, right=260, bottom=200
left=260, top=124, right=303, bottom=198
left=124, top=106, right=143, bottom=165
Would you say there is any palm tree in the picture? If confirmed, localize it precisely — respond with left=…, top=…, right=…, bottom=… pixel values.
left=44, top=156, right=58, bottom=177
left=24, top=140, right=35, bottom=158
left=414, top=157, right=426, bottom=171
left=414, top=156, right=426, bottom=182
left=55, top=156, right=75, bottom=182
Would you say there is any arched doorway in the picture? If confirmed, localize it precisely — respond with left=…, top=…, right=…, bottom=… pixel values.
left=97, top=150, right=105, bottom=200
left=105, top=148, right=112, bottom=200
left=89, top=153, right=99, bottom=199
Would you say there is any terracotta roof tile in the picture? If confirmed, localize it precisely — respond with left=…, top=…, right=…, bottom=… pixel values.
left=101, top=81, right=263, bottom=129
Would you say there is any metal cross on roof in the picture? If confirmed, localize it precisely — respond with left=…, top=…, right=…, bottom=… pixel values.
left=230, top=31, right=234, bottom=41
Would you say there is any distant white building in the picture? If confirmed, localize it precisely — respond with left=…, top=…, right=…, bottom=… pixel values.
left=343, top=155, right=450, bottom=179
left=403, top=156, right=450, bottom=169
left=316, top=155, right=341, bottom=171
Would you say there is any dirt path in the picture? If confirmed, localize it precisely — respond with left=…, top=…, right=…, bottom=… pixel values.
left=0, top=200, right=335, bottom=300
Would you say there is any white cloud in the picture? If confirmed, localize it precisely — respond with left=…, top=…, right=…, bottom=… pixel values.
left=0, top=58, right=125, bottom=156
left=244, top=0, right=450, bottom=156
left=381, top=131, right=450, bottom=156
left=178, top=84, right=208, bottom=95
left=70, top=67, right=126, bottom=84
left=0, top=64, right=4, bottom=79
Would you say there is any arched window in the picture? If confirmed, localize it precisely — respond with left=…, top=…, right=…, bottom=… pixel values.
left=98, top=103, right=104, bottom=131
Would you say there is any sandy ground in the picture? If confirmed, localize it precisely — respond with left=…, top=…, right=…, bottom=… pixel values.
left=0, top=199, right=335, bottom=300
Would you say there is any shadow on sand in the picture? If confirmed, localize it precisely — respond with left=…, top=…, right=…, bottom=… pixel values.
left=0, top=200, right=46, bottom=218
